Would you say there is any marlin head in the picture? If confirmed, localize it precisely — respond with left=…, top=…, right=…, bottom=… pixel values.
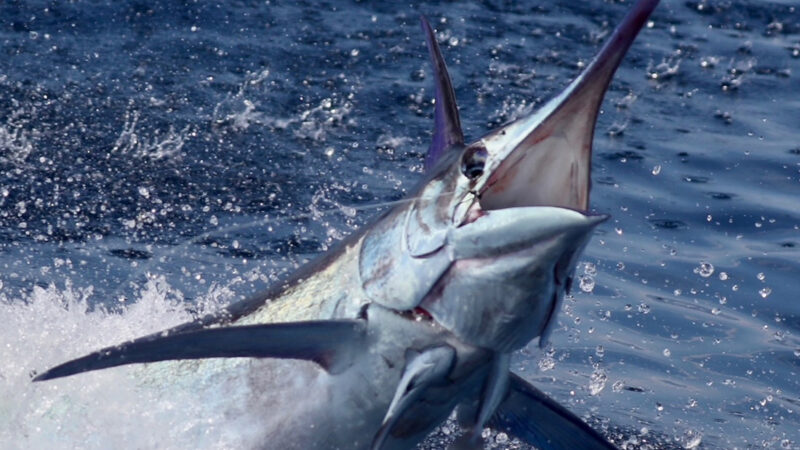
left=361, top=0, right=657, bottom=354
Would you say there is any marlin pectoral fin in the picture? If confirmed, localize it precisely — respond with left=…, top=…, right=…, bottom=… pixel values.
left=420, top=16, right=464, bottom=170
left=489, top=373, right=617, bottom=450
left=371, top=346, right=455, bottom=450
left=32, top=320, right=366, bottom=382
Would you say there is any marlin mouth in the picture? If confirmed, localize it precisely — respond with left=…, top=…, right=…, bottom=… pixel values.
left=475, top=0, right=658, bottom=214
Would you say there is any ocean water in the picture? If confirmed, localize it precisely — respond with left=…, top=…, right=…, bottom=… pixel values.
left=1, top=0, right=798, bottom=449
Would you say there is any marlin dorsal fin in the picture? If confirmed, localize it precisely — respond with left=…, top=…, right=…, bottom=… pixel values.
left=420, top=16, right=464, bottom=170
left=33, top=320, right=366, bottom=381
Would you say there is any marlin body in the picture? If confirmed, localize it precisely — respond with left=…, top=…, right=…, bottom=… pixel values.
left=34, top=1, right=660, bottom=449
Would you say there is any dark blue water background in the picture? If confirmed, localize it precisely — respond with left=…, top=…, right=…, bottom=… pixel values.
left=1, top=1, right=798, bottom=448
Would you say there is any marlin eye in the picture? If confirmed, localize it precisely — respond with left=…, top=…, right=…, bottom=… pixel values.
left=461, top=144, right=488, bottom=180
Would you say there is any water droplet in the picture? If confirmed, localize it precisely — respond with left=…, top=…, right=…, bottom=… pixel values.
left=682, top=430, right=703, bottom=449
left=718, top=271, right=728, bottom=281
left=656, top=403, right=664, bottom=412
left=589, top=367, right=607, bottom=395
left=663, top=348, right=671, bottom=357
left=579, top=275, right=595, bottom=293
left=612, top=380, right=625, bottom=393
left=495, top=432, right=508, bottom=444
left=595, top=345, right=605, bottom=357
left=651, top=165, right=661, bottom=175
left=694, top=262, right=714, bottom=277
left=757, top=272, right=766, bottom=281
left=538, top=349, right=556, bottom=371
left=759, top=287, right=772, bottom=298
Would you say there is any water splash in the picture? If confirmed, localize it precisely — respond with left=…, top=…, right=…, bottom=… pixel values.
left=0, top=277, right=258, bottom=449
left=0, top=104, right=38, bottom=165
left=112, top=109, right=189, bottom=161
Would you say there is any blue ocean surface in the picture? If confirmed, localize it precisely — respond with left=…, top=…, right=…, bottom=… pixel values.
left=1, top=1, right=798, bottom=448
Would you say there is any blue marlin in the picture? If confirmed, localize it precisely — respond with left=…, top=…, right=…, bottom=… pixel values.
left=33, top=1, right=660, bottom=449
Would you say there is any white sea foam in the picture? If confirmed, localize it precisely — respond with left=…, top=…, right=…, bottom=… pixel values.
left=0, top=276, right=326, bottom=449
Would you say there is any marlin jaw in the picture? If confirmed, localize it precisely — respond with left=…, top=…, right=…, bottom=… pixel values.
left=32, top=1, right=660, bottom=449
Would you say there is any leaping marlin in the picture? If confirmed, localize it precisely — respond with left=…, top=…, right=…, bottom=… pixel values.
left=33, top=1, right=660, bottom=449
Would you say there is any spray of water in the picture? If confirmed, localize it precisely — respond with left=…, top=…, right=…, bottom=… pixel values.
left=0, top=275, right=329, bottom=449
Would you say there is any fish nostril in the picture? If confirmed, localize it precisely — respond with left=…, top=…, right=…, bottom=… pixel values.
left=461, top=143, right=488, bottom=180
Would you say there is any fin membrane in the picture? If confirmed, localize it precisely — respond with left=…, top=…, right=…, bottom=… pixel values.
left=420, top=16, right=464, bottom=170
left=489, top=373, right=617, bottom=450
left=33, top=320, right=366, bottom=381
